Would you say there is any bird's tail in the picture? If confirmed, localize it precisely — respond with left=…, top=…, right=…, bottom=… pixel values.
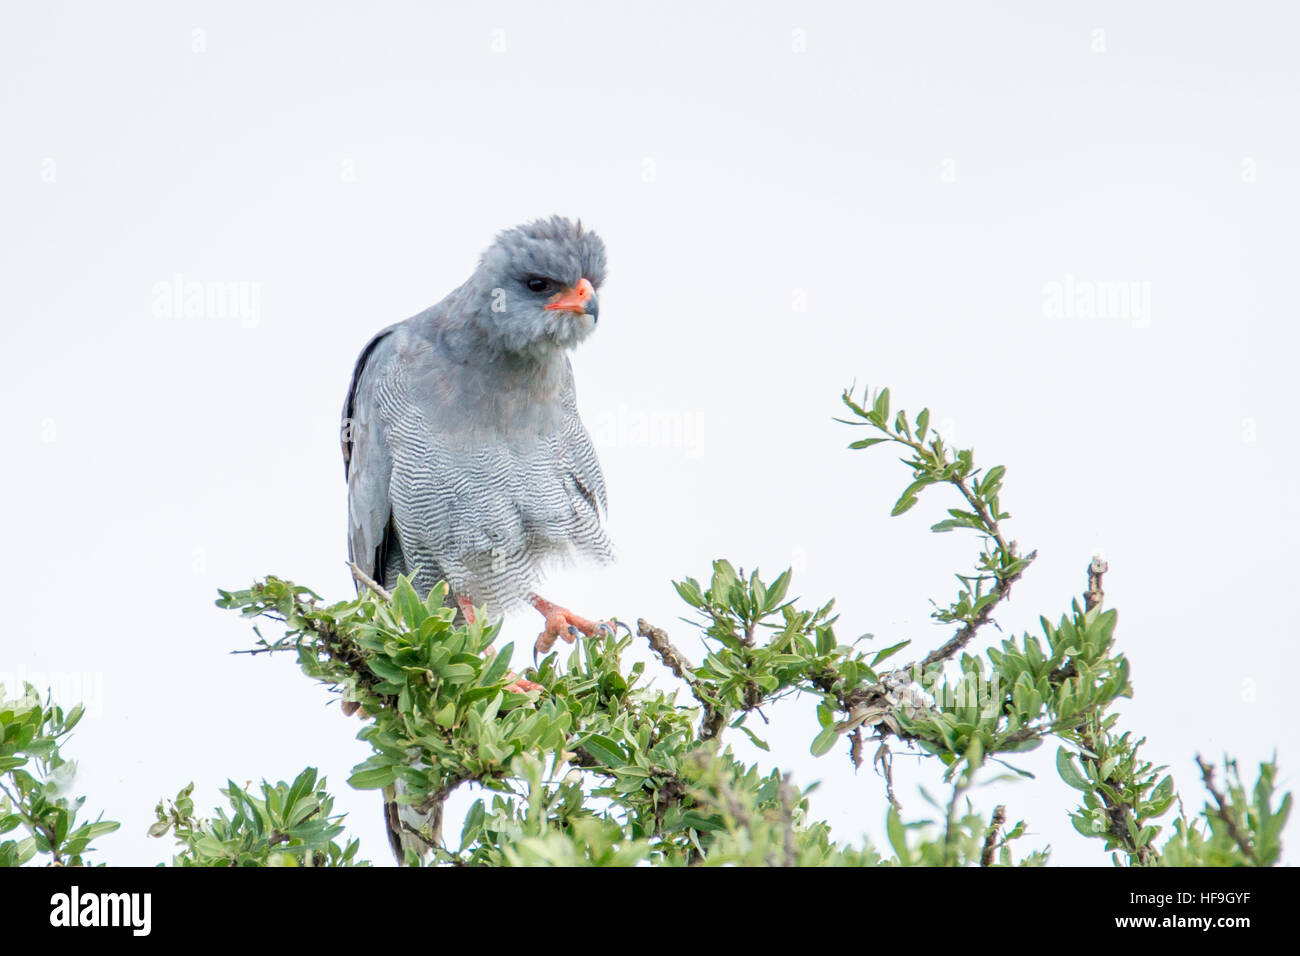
left=382, top=779, right=444, bottom=865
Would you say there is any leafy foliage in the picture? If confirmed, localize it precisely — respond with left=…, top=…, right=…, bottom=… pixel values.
left=1, top=382, right=1287, bottom=867
left=149, top=768, right=365, bottom=867
left=1160, top=758, right=1290, bottom=867
left=213, top=571, right=911, bottom=865
left=201, top=385, right=1292, bottom=868
left=0, top=684, right=119, bottom=866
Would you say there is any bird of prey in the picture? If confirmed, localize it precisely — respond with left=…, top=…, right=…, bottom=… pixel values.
left=340, top=216, right=615, bottom=862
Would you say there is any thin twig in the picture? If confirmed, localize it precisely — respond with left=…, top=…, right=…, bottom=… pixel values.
left=1196, top=755, right=1256, bottom=864
left=636, top=619, right=725, bottom=740
left=1085, top=556, right=1108, bottom=612
left=873, top=741, right=901, bottom=812
left=231, top=641, right=294, bottom=656
left=920, top=542, right=1037, bottom=670
left=636, top=618, right=695, bottom=682
left=943, top=776, right=968, bottom=866
left=777, top=777, right=799, bottom=867
left=348, top=561, right=393, bottom=602
left=980, top=805, right=1006, bottom=867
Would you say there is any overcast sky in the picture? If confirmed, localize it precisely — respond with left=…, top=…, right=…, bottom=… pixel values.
left=2, top=0, right=1296, bottom=866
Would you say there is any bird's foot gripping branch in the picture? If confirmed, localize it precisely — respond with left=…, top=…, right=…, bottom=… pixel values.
left=208, top=384, right=1289, bottom=867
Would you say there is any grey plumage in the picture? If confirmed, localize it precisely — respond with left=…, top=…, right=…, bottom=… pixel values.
left=340, top=217, right=612, bottom=862
left=342, top=216, right=612, bottom=612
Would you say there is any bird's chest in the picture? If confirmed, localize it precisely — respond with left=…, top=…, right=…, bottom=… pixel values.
left=394, top=413, right=573, bottom=521
left=381, top=361, right=580, bottom=533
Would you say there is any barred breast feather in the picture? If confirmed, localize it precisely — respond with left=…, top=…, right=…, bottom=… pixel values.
left=341, top=306, right=612, bottom=612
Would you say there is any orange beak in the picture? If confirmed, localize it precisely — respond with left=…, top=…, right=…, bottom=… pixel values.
left=543, top=277, right=596, bottom=315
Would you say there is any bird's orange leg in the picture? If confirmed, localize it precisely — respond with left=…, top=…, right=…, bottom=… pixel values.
left=530, top=594, right=620, bottom=661
left=457, top=595, right=542, bottom=694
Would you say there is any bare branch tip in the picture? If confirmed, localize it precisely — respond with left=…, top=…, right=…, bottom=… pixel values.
left=348, top=561, right=393, bottom=602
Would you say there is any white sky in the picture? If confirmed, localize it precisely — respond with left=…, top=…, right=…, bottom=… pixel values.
left=2, top=0, right=1296, bottom=866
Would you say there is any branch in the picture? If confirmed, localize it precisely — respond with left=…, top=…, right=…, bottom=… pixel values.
left=873, top=740, right=902, bottom=811
left=1196, top=755, right=1257, bottom=864
left=943, top=771, right=972, bottom=865
left=636, top=618, right=694, bottom=682
left=839, top=388, right=1036, bottom=672
left=777, top=777, right=798, bottom=867
left=1065, top=558, right=1156, bottom=864
left=278, top=589, right=396, bottom=714
left=980, top=805, right=1006, bottom=867
left=1085, top=555, right=1107, bottom=612
left=636, top=619, right=726, bottom=741
left=920, top=541, right=1037, bottom=670
left=348, top=561, right=393, bottom=602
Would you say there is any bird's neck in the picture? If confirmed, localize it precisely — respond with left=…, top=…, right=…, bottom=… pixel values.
left=430, top=291, right=570, bottom=396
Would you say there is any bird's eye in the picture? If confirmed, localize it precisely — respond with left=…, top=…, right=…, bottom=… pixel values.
left=526, top=277, right=550, bottom=293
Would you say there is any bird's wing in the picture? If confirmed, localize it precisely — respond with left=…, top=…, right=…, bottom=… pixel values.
left=560, top=357, right=607, bottom=515
left=558, top=358, right=612, bottom=564
left=342, top=323, right=403, bottom=583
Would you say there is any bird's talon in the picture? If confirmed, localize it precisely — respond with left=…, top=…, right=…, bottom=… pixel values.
left=533, top=634, right=554, bottom=662
left=504, top=675, right=544, bottom=694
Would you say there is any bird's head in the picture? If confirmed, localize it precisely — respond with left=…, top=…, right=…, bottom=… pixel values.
left=463, top=217, right=607, bottom=359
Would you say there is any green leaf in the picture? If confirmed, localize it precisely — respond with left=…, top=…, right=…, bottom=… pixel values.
left=459, top=799, right=485, bottom=851
left=764, top=569, right=792, bottom=611
left=886, top=806, right=910, bottom=864
left=1070, top=812, right=1097, bottom=838
left=479, top=642, right=514, bottom=687
left=63, top=704, right=85, bottom=733
left=434, top=701, right=456, bottom=729
left=811, top=725, right=841, bottom=757
left=710, top=560, right=740, bottom=601
left=894, top=410, right=911, bottom=439
left=284, top=768, right=317, bottom=819
left=71, top=820, right=120, bottom=843
left=392, top=576, right=425, bottom=628
left=998, top=737, right=1042, bottom=754
left=872, top=388, right=891, bottom=424
left=890, top=494, right=919, bottom=517
left=347, top=766, right=397, bottom=790
left=441, top=663, right=475, bottom=683
left=673, top=578, right=704, bottom=608
left=579, top=734, right=627, bottom=768
left=978, top=465, right=1006, bottom=497
left=929, top=519, right=964, bottom=533
left=14, top=835, right=36, bottom=865
left=871, top=640, right=911, bottom=667
left=680, top=811, right=725, bottom=832
left=366, top=657, right=406, bottom=683
left=1056, top=747, right=1092, bottom=792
